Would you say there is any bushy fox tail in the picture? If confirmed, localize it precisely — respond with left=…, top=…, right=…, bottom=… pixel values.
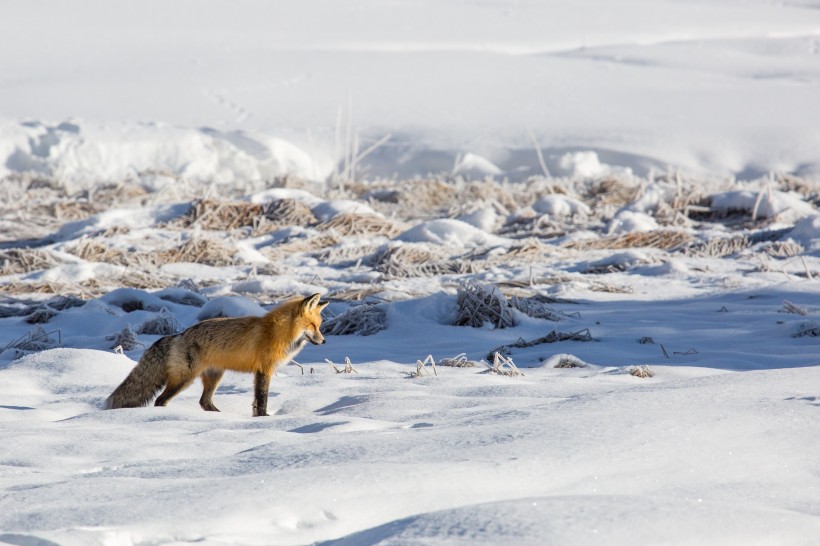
left=105, top=336, right=172, bottom=409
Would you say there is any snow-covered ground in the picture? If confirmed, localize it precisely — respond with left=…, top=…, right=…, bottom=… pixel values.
left=2, top=1, right=820, bottom=545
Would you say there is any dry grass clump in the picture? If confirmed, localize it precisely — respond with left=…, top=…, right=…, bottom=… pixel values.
left=2, top=326, right=61, bottom=359
left=0, top=281, right=65, bottom=296
left=374, top=244, right=480, bottom=278
left=322, top=304, right=387, bottom=336
left=482, top=352, right=523, bottom=376
left=66, top=239, right=134, bottom=266
left=759, top=241, right=804, bottom=258
left=793, top=322, right=820, bottom=338
left=263, top=232, right=342, bottom=262
left=118, top=271, right=174, bottom=291
left=69, top=236, right=238, bottom=269
left=0, top=249, right=60, bottom=275
left=458, top=179, right=518, bottom=212
left=488, top=328, right=594, bottom=360
left=508, top=296, right=562, bottom=321
left=157, top=238, right=237, bottom=266
left=325, top=286, right=385, bottom=302
left=455, top=282, right=516, bottom=329
left=315, top=243, right=382, bottom=266
left=317, top=213, right=403, bottom=238
left=326, top=356, right=359, bottom=374
left=395, top=180, right=458, bottom=218
left=629, top=365, right=655, bottom=378
left=175, top=198, right=317, bottom=234
left=137, top=308, right=180, bottom=335
left=564, top=230, right=692, bottom=252
left=409, top=355, right=438, bottom=378
left=488, top=239, right=558, bottom=263
left=107, top=324, right=142, bottom=351
left=584, top=178, right=641, bottom=207
left=25, top=307, right=58, bottom=324
left=552, top=354, right=589, bottom=368
left=180, top=199, right=261, bottom=230
left=684, top=228, right=792, bottom=258
left=86, top=183, right=148, bottom=207
left=438, top=353, right=479, bottom=367
left=256, top=199, right=317, bottom=232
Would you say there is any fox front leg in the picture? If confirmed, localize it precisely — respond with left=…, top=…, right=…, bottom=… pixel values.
left=252, top=371, right=271, bottom=417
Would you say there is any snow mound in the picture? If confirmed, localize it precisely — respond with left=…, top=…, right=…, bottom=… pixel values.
left=397, top=219, right=507, bottom=248
left=312, top=200, right=380, bottom=222
left=453, top=153, right=503, bottom=178
left=710, top=189, right=816, bottom=223
left=787, top=214, right=820, bottom=252
left=608, top=210, right=659, bottom=234
left=197, top=296, right=266, bottom=320
left=532, top=195, right=591, bottom=217
left=246, top=188, right=324, bottom=207
left=558, top=151, right=621, bottom=179
left=457, top=207, right=499, bottom=233
left=0, top=121, right=331, bottom=191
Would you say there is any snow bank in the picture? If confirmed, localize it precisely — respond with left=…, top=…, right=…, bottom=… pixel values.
left=0, top=121, right=332, bottom=190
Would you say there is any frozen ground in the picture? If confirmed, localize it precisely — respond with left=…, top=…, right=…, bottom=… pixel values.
left=2, top=1, right=820, bottom=545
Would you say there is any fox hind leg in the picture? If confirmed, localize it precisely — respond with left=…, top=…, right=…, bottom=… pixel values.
left=155, top=365, right=196, bottom=407
left=199, top=368, right=225, bottom=412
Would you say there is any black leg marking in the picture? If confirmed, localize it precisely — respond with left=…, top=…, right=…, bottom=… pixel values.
left=252, top=371, right=271, bottom=417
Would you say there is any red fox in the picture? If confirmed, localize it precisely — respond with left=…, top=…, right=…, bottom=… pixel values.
left=105, top=293, right=329, bottom=417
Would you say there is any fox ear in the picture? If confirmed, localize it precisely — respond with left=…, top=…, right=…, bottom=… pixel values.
left=301, top=293, right=323, bottom=312
left=318, top=300, right=329, bottom=311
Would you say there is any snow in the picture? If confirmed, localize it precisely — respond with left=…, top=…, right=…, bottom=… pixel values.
left=2, top=1, right=820, bottom=544
left=397, top=219, right=508, bottom=248
left=2, top=0, right=820, bottom=180
left=532, top=195, right=592, bottom=218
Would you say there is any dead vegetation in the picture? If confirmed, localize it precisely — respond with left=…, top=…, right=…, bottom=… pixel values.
left=322, top=304, right=387, bottom=336
left=175, top=198, right=317, bottom=234
left=374, top=244, right=480, bottom=278
left=564, top=230, right=692, bottom=252
left=482, top=352, right=523, bottom=376
left=487, top=328, right=594, bottom=360
left=455, top=282, right=516, bottom=329
left=1, top=170, right=818, bottom=335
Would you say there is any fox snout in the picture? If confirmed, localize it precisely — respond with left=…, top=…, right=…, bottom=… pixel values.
left=307, top=331, right=326, bottom=345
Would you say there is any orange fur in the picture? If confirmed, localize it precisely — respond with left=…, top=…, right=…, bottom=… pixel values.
left=105, top=293, right=328, bottom=416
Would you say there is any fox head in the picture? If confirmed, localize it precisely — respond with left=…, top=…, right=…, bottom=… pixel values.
left=295, top=293, right=329, bottom=345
